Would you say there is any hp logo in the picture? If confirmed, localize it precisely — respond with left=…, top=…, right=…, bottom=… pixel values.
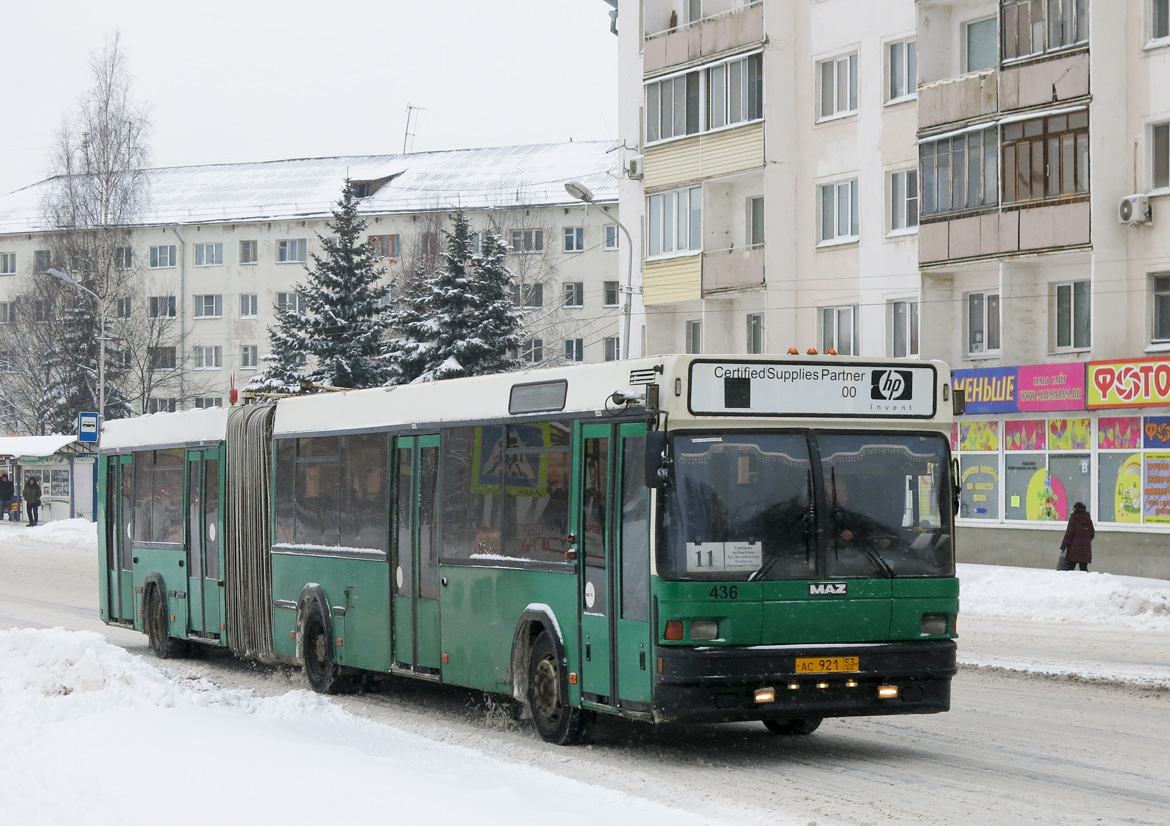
left=871, top=370, right=913, bottom=401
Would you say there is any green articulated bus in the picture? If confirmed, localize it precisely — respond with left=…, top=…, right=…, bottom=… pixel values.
left=98, top=354, right=959, bottom=744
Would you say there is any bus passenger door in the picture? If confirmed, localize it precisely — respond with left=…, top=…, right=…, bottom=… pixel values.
left=103, top=455, right=135, bottom=625
left=393, top=435, right=442, bottom=673
left=201, top=450, right=223, bottom=638
left=614, top=424, right=652, bottom=707
left=185, top=449, right=223, bottom=639
left=185, top=452, right=206, bottom=637
left=578, top=425, right=613, bottom=704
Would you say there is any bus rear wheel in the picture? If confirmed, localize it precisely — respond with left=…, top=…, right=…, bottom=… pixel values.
left=144, top=585, right=187, bottom=660
left=527, top=631, right=593, bottom=745
left=763, top=717, right=822, bottom=736
left=301, top=608, right=355, bottom=694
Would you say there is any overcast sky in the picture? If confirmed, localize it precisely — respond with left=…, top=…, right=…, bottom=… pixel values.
left=0, top=0, right=619, bottom=195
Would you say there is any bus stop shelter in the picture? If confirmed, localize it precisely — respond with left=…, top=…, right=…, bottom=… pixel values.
left=0, top=435, right=96, bottom=523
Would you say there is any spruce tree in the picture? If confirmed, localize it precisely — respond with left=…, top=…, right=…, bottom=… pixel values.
left=392, top=210, right=523, bottom=383
left=301, top=180, right=392, bottom=388
left=244, top=299, right=309, bottom=395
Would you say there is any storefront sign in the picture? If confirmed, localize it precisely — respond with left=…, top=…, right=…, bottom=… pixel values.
left=1144, top=416, right=1170, bottom=448
left=1143, top=453, right=1170, bottom=523
left=953, top=363, right=1086, bottom=415
left=1089, top=357, right=1170, bottom=409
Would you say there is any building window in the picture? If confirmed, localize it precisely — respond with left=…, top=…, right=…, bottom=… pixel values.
left=1153, top=274, right=1170, bottom=343
left=148, top=296, right=176, bottom=318
left=1155, top=0, right=1170, bottom=40
left=276, top=292, right=303, bottom=313
left=0, top=302, right=15, bottom=324
left=706, top=53, right=763, bottom=130
left=890, top=169, right=919, bottom=232
left=115, top=298, right=132, bottom=319
left=114, top=246, right=132, bottom=269
left=513, top=283, right=543, bottom=309
left=369, top=234, right=401, bottom=259
left=34, top=250, right=51, bottom=273
left=818, top=179, right=859, bottom=244
left=32, top=300, right=50, bottom=323
left=147, top=398, right=178, bottom=414
left=277, top=239, right=307, bottom=263
left=967, top=291, right=1001, bottom=355
left=891, top=300, right=919, bottom=358
left=563, top=227, right=585, bottom=252
left=149, top=347, right=177, bottom=370
left=604, top=336, right=621, bottom=361
left=1055, top=281, right=1091, bottom=350
left=817, top=52, right=858, bottom=121
left=748, top=196, right=765, bottom=248
left=149, top=245, right=176, bottom=268
left=887, top=39, right=917, bottom=102
left=195, top=346, right=222, bottom=370
left=964, top=17, right=998, bottom=72
left=194, top=242, right=223, bottom=266
left=603, top=281, right=620, bottom=307
left=520, top=339, right=544, bottom=364
left=685, top=320, right=702, bottom=354
left=821, top=306, right=858, bottom=355
left=1153, top=122, right=1169, bottom=191
left=193, top=294, right=223, bottom=318
left=510, top=229, right=544, bottom=254
left=0, top=253, right=15, bottom=275
left=241, top=344, right=259, bottom=369
left=746, top=313, right=765, bottom=354
left=240, top=293, right=258, bottom=318
left=1002, top=0, right=1089, bottom=61
left=920, top=127, right=998, bottom=216
left=564, top=339, right=584, bottom=362
left=239, top=240, right=258, bottom=265
left=604, top=224, right=619, bottom=250
left=194, top=397, right=223, bottom=409
left=647, top=186, right=702, bottom=257
left=645, top=70, right=700, bottom=142
left=1002, top=112, right=1089, bottom=204
left=563, top=282, right=584, bottom=308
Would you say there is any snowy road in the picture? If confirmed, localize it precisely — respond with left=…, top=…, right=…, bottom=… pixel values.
left=2, top=521, right=1169, bottom=826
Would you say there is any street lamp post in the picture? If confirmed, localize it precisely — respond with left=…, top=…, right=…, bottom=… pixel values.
left=564, top=181, right=637, bottom=360
left=46, top=267, right=106, bottom=441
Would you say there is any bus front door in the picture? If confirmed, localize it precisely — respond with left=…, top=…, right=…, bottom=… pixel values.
left=103, top=455, right=135, bottom=625
left=185, top=450, right=223, bottom=639
left=578, top=423, right=652, bottom=711
left=393, top=435, right=441, bottom=673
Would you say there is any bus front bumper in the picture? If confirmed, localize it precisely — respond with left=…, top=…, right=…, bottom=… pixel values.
left=652, top=639, right=956, bottom=724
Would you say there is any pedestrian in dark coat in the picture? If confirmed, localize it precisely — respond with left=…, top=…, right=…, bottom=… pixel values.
left=0, top=473, right=14, bottom=520
left=1060, top=501, right=1094, bottom=572
left=22, top=476, right=41, bottom=527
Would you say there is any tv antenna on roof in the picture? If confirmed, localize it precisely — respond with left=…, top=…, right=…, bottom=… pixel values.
left=403, top=103, right=426, bottom=154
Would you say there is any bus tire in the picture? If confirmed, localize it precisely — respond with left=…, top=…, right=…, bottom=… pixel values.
left=527, top=630, right=593, bottom=745
left=763, top=717, right=822, bottom=736
left=144, top=584, right=187, bottom=660
left=301, top=603, right=354, bottom=694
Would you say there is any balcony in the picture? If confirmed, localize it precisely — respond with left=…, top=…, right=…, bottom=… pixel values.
left=644, top=2, right=764, bottom=74
left=702, top=245, right=764, bottom=294
left=1000, top=50, right=1089, bottom=110
left=919, top=71, right=997, bottom=132
left=919, top=200, right=1090, bottom=266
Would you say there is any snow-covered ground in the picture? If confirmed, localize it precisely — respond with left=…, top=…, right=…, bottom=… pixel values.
left=2, top=519, right=1169, bottom=825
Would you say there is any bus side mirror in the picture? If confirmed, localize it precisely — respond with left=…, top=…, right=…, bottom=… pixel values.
left=952, top=458, right=961, bottom=514
left=645, top=431, right=672, bottom=488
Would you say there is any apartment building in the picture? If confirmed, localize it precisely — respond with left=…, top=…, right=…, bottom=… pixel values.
left=0, top=142, right=623, bottom=416
left=616, top=0, right=923, bottom=360
left=920, top=0, right=1170, bottom=575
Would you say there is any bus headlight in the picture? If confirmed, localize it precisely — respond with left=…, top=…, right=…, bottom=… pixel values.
left=920, top=614, right=949, bottom=635
left=690, top=620, right=719, bottom=640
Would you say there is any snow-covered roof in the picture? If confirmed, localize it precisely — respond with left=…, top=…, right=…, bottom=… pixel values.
left=101, top=407, right=230, bottom=451
left=0, top=141, right=620, bottom=234
left=0, top=435, right=84, bottom=458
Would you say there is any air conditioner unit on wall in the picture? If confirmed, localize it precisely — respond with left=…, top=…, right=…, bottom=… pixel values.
left=1119, top=194, right=1152, bottom=225
left=627, top=156, right=644, bottom=180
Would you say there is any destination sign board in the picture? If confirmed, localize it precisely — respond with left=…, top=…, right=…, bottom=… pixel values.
left=688, top=360, right=938, bottom=418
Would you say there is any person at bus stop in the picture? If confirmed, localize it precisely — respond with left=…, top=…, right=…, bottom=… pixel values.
left=22, top=475, right=41, bottom=527
left=0, top=473, right=14, bottom=520
left=1059, top=501, right=1094, bottom=572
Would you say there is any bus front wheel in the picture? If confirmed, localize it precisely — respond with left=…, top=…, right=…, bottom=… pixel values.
left=763, top=717, right=822, bottom=736
left=527, top=631, right=593, bottom=745
left=144, top=585, right=186, bottom=660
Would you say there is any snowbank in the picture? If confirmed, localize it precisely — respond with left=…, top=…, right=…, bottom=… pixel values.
left=958, top=563, right=1170, bottom=632
left=0, top=517, right=97, bottom=551
left=0, top=628, right=742, bottom=826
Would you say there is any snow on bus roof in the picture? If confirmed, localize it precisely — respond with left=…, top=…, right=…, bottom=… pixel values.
left=101, top=407, right=230, bottom=451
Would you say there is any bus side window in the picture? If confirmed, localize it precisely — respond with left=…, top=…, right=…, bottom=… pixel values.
left=621, top=438, right=649, bottom=622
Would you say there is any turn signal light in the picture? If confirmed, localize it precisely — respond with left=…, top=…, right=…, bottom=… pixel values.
left=664, top=620, right=684, bottom=640
left=878, top=685, right=899, bottom=699
left=754, top=688, right=776, bottom=704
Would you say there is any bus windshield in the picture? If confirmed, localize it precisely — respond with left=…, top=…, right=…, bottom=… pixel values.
left=659, top=432, right=954, bottom=581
